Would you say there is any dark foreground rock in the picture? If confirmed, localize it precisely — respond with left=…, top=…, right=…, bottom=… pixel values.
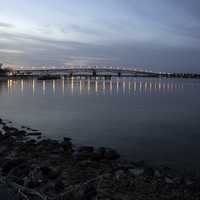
left=0, top=118, right=200, bottom=200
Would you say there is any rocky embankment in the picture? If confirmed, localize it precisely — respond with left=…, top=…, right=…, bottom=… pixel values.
left=0, top=118, right=200, bottom=200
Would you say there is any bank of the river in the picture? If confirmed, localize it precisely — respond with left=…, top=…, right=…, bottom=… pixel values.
left=0, top=117, right=200, bottom=200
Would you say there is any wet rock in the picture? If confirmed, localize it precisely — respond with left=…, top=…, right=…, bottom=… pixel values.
left=96, top=147, right=106, bottom=155
left=154, top=169, right=162, bottom=177
left=1, top=159, right=26, bottom=174
left=70, top=182, right=97, bottom=200
left=134, top=160, right=145, bottom=167
left=63, top=137, right=71, bottom=142
left=55, top=180, right=65, bottom=193
left=77, top=146, right=94, bottom=153
left=27, top=132, right=42, bottom=136
left=129, top=168, right=144, bottom=176
left=104, top=148, right=120, bottom=160
left=38, top=139, right=59, bottom=147
left=165, top=177, right=174, bottom=184
left=185, top=178, right=194, bottom=186
left=144, top=167, right=154, bottom=177
left=91, top=151, right=103, bottom=161
left=3, top=126, right=18, bottom=135
left=73, top=151, right=93, bottom=161
left=115, top=170, right=125, bottom=180
left=27, top=167, right=44, bottom=188
left=0, top=146, right=7, bottom=155
left=37, top=135, right=42, bottom=140
left=61, top=138, right=72, bottom=153
left=40, top=166, right=59, bottom=179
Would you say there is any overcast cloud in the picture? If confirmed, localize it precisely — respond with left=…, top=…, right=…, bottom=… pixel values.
left=0, top=0, right=200, bottom=72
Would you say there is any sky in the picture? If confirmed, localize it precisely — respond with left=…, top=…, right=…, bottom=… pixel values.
left=0, top=0, right=200, bottom=72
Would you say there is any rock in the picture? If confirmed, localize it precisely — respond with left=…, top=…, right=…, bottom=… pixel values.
left=39, top=139, right=59, bottom=146
left=55, top=180, right=65, bottom=193
left=77, top=146, right=94, bottom=153
left=115, top=170, right=125, bottom=180
left=129, top=168, right=144, bottom=176
left=91, top=151, right=103, bottom=161
left=0, top=185, right=16, bottom=200
left=40, top=166, right=59, bottom=179
left=73, top=151, right=93, bottom=161
left=134, top=160, right=145, bottom=167
left=165, top=177, right=174, bottom=184
left=75, top=182, right=97, bottom=200
left=63, top=137, right=71, bottom=142
left=27, top=132, right=42, bottom=136
left=154, top=170, right=162, bottom=177
left=104, top=148, right=120, bottom=160
left=3, top=126, right=18, bottom=135
left=184, top=178, right=194, bottom=186
left=1, top=159, right=26, bottom=174
left=26, top=139, right=37, bottom=144
left=37, top=136, right=42, bottom=140
left=61, top=138, right=72, bottom=152
left=144, top=167, right=154, bottom=177
left=97, top=147, right=106, bottom=155
left=0, top=146, right=7, bottom=155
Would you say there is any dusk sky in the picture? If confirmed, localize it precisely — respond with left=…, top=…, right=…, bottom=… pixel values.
left=0, top=0, right=200, bottom=72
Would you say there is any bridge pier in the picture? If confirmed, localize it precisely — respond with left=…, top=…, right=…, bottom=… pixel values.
left=92, top=70, right=96, bottom=77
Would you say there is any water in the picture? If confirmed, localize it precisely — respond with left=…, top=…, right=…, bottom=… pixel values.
left=0, top=77, right=200, bottom=168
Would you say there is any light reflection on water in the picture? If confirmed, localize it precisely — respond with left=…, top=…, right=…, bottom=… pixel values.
left=2, top=77, right=189, bottom=96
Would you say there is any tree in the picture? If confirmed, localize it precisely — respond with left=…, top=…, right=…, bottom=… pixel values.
left=0, top=64, right=10, bottom=75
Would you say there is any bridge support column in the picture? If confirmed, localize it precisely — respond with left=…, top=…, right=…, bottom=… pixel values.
left=69, top=72, right=73, bottom=77
left=92, top=70, right=96, bottom=77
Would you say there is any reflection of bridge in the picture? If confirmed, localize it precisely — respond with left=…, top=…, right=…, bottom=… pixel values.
left=13, top=67, right=160, bottom=78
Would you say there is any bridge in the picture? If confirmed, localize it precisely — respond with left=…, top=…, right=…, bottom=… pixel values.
left=12, top=66, right=161, bottom=78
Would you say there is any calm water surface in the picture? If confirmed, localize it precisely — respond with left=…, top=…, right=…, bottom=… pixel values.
left=0, top=77, right=200, bottom=168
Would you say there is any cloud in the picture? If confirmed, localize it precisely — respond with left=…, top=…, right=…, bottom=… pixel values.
left=0, top=0, right=200, bottom=72
left=0, top=22, right=14, bottom=28
left=0, top=49, right=24, bottom=54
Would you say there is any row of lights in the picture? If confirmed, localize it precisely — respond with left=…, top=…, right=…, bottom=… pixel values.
left=16, top=66, right=165, bottom=74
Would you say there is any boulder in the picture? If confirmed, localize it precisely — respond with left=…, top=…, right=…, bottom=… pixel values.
left=77, top=146, right=94, bottom=153
left=103, top=148, right=120, bottom=160
left=61, top=137, right=73, bottom=152
left=129, top=168, right=144, bottom=176
left=27, top=132, right=42, bottom=136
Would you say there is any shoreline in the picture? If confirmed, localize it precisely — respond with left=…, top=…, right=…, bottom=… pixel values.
left=0, top=117, right=200, bottom=199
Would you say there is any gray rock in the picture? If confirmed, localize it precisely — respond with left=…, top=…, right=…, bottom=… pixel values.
left=129, top=168, right=144, bottom=176
left=115, top=170, right=125, bottom=180
left=27, top=132, right=42, bottom=136
left=73, top=151, right=93, bottom=161
left=154, top=170, right=162, bottom=177
left=165, top=177, right=174, bottom=184
left=77, top=146, right=94, bottom=153
left=104, top=148, right=120, bottom=160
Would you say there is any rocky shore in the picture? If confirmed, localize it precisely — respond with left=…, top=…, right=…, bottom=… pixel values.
left=0, top=118, right=200, bottom=200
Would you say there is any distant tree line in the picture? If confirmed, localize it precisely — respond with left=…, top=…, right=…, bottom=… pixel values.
left=0, top=63, right=11, bottom=76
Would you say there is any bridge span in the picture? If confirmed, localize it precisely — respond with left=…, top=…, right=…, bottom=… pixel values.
left=13, top=67, right=160, bottom=78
